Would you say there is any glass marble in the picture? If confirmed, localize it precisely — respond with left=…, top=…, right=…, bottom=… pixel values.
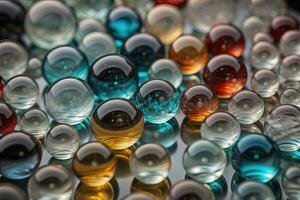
left=180, top=118, right=202, bottom=146
left=91, top=98, right=144, bottom=150
left=121, top=33, right=165, bottom=72
left=25, top=0, right=77, bottom=49
left=205, top=23, right=245, bottom=57
left=249, top=41, right=280, bottom=70
left=183, top=140, right=227, bottom=183
left=251, top=69, right=279, bottom=98
left=253, top=32, right=274, bottom=44
left=155, top=0, right=187, bottom=7
left=0, top=41, right=28, bottom=80
left=145, top=5, right=183, bottom=44
left=249, top=0, right=287, bottom=21
left=0, top=131, right=42, bottom=180
left=44, top=78, right=94, bottom=125
left=3, top=75, right=39, bottom=110
left=133, top=80, right=179, bottom=124
left=0, top=183, right=27, bottom=200
left=231, top=133, right=281, bottom=183
left=72, top=141, right=116, bottom=187
left=75, top=18, right=106, bottom=42
left=42, top=46, right=89, bottom=84
left=88, top=55, right=138, bottom=101
left=169, top=35, right=208, bottom=75
left=178, top=75, right=201, bottom=95
left=204, top=176, right=228, bottom=200
left=280, top=88, right=300, bottom=107
left=279, top=30, right=300, bottom=56
left=122, top=193, right=154, bottom=200
left=73, top=119, right=92, bottom=145
left=117, top=0, right=154, bottom=18
left=20, top=109, right=49, bottom=139
left=242, top=16, right=268, bottom=39
left=27, top=164, right=73, bottom=200
left=26, top=57, right=42, bottom=79
left=114, top=146, right=135, bottom=178
left=74, top=181, right=115, bottom=200
left=181, top=85, right=219, bottom=122
left=279, top=55, right=300, bottom=81
left=203, top=54, right=247, bottom=99
left=282, top=166, right=300, bottom=199
left=45, top=124, right=79, bottom=160
left=79, top=32, right=116, bottom=64
left=129, top=143, right=171, bottom=184
left=228, top=90, right=264, bottom=124
left=0, top=103, right=17, bottom=133
left=270, top=15, right=299, bottom=42
left=149, top=59, right=182, bottom=89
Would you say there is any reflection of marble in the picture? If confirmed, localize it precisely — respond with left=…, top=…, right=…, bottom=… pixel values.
left=180, top=117, right=201, bottom=145
left=260, top=95, right=279, bottom=124
left=113, top=146, right=136, bottom=179
left=240, top=121, right=264, bottom=133
left=49, top=157, right=72, bottom=169
left=178, top=75, right=201, bottom=96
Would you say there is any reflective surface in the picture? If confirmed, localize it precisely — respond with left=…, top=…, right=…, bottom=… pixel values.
left=0, top=103, right=17, bottom=133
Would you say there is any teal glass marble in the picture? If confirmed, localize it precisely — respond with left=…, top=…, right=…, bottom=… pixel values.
left=183, top=140, right=227, bottom=183
left=44, top=78, right=94, bottom=125
left=280, top=88, right=300, bottom=107
left=133, top=80, right=180, bottom=124
left=0, top=131, right=42, bottom=180
left=231, top=133, right=281, bottom=183
left=88, top=55, right=138, bottom=101
left=0, top=183, right=28, bottom=200
left=282, top=166, right=300, bottom=200
left=75, top=18, right=106, bottom=42
left=42, top=46, right=89, bottom=84
left=205, top=176, right=228, bottom=200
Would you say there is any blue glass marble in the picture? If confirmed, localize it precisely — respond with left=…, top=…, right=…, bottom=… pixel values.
left=231, top=132, right=281, bottom=183
left=205, top=176, right=228, bottom=200
left=133, top=80, right=179, bottom=124
left=42, top=46, right=89, bottom=84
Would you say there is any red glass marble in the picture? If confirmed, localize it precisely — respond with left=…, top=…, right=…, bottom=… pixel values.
left=269, top=15, right=299, bottom=42
left=205, top=24, right=245, bottom=57
left=203, top=54, right=247, bottom=99
left=155, top=0, right=188, bottom=7
left=0, top=103, right=17, bottom=133
left=0, top=76, right=4, bottom=97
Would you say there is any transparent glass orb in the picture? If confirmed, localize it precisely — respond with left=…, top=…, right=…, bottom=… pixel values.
left=280, top=88, right=300, bottom=107
left=279, top=30, right=300, bottom=56
left=282, top=166, right=300, bottom=199
left=45, top=124, right=79, bottom=160
left=279, top=55, right=300, bottom=81
left=201, top=112, right=241, bottom=148
left=28, top=164, right=73, bottom=200
left=129, top=143, right=171, bottom=185
left=249, top=0, right=287, bottom=21
left=75, top=18, right=106, bottom=42
left=26, top=57, right=42, bottom=79
left=183, top=140, right=227, bottom=183
left=187, top=0, right=235, bottom=33
left=3, top=75, right=39, bottom=110
left=0, top=41, right=28, bottom=80
left=280, top=81, right=300, bottom=93
left=149, top=59, right=183, bottom=89
left=20, top=109, right=49, bottom=139
left=249, top=41, right=280, bottom=70
left=242, top=16, right=268, bottom=39
left=228, top=90, right=264, bottom=124
left=251, top=69, right=279, bottom=98
left=253, top=32, right=274, bottom=44
left=44, top=78, right=94, bottom=125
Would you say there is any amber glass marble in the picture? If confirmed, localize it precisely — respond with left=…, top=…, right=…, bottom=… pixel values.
left=181, top=85, right=219, bottom=122
left=72, top=141, right=116, bottom=187
left=0, top=103, right=17, bottom=133
left=203, top=54, right=247, bottom=99
left=75, top=182, right=115, bottom=200
left=169, top=35, right=208, bottom=75
left=205, top=24, right=245, bottom=57
left=269, top=15, right=299, bottom=42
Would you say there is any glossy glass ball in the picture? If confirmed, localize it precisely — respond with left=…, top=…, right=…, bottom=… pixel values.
left=25, top=0, right=77, bottom=49
left=231, top=133, right=281, bottom=183
left=280, top=88, right=300, bottom=107
left=251, top=69, right=279, bottom=98
left=242, top=16, right=268, bottom=39
left=0, top=103, right=17, bottom=133
left=270, top=15, right=299, bottom=42
left=44, top=78, right=94, bottom=125
left=88, top=55, right=138, bottom=101
left=279, top=55, right=300, bottom=81
left=42, top=46, right=89, bottom=84
left=75, top=18, right=106, bottom=42
left=133, top=80, right=179, bottom=124
left=253, top=32, right=274, bottom=44
left=249, top=0, right=287, bottom=21
left=27, top=164, right=73, bottom=200
left=0, top=183, right=27, bottom=200
left=74, top=181, right=116, bottom=200
left=0, top=131, right=42, bottom=180
left=282, top=166, right=300, bottom=199
left=279, top=30, right=300, bottom=56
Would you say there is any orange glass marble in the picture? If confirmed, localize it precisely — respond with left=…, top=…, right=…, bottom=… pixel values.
left=169, top=35, right=208, bottom=75
left=181, top=85, right=219, bottom=122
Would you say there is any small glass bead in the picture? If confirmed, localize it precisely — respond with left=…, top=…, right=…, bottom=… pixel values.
left=129, top=143, right=171, bottom=184
left=42, top=46, right=89, bottom=84
left=44, top=78, right=94, bottom=125
left=279, top=30, right=300, bottom=56
left=145, top=5, right=183, bottom=44
left=0, top=103, right=17, bottom=133
left=25, top=0, right=77, bottom=49
left=74, top=182, right=115, bottom=200
left=282, top=166, right=300, bottom=199
left=122, top=193, right=153, bottom=200
left=26, top=57, right=42, bottom=79
left=20, top=109, right=49, bottom=139
left=253, top=32, right=274, bottom=44
left=251, top=69, right=279, bottom=98
left=133, top=80, right=179, bottom=124
left=228, top=90, right=264, bottom=124
left=279, top=55, right=300, bottom=81
left=181, top=85, right=219, bottom=122
left=249, top=41, right=280, bottom=70
left=169, top=35, right=208, bottom=75
left=280, top=88, right=300, bottom=107
left=249, top=0, right=287, bottom=21
left=91, top=98, right=144, bottom=150
left=231, top=133, right=281, bottom=183
left=0, top=183, right=27, bottom=200
left=183, top=140, right=227, bottom=183
left=72, top=141, right=117, bottom=187
left=242, top=16, right=268, bottom=39
left=270, top=15, right=299, bottom=42
left=3, top=75, right=39, bottom=110
left=27, top=164, right=73, bottom=200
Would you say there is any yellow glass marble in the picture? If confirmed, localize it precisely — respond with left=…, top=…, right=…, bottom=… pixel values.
left=74, top=182, right=115, bottom=200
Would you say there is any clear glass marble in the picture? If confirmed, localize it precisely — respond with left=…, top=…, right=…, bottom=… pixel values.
left=280, top=88, right=300, bottom=107
left=182, top=140, right=227, bottom=183
left=201, top=112, right=241, bottom=148
left=129, top=143, right=171, bottom=184
left=45, top=124, right=80, bottom=160
left=251, top=69, right=280, bottom=98
left=279, top=30, right=300, bottom=56
left=282, top=166, right=300, bottom=199
left=44, top=78, right=94, bottom=125
left=75, top=18, right=106, bottom=42
left=3, top=75, right=39, bottom=110
left=279, top=55, right=300, bottom=81
left=249, top=0, right=287, bottom=21
left=253, top=32, right=274, bottom=44
left=242, top=16, right=268, bottom=39
left=228, top=90, right=264, bottom=124
left=20, top=109, right=49, bottom=139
